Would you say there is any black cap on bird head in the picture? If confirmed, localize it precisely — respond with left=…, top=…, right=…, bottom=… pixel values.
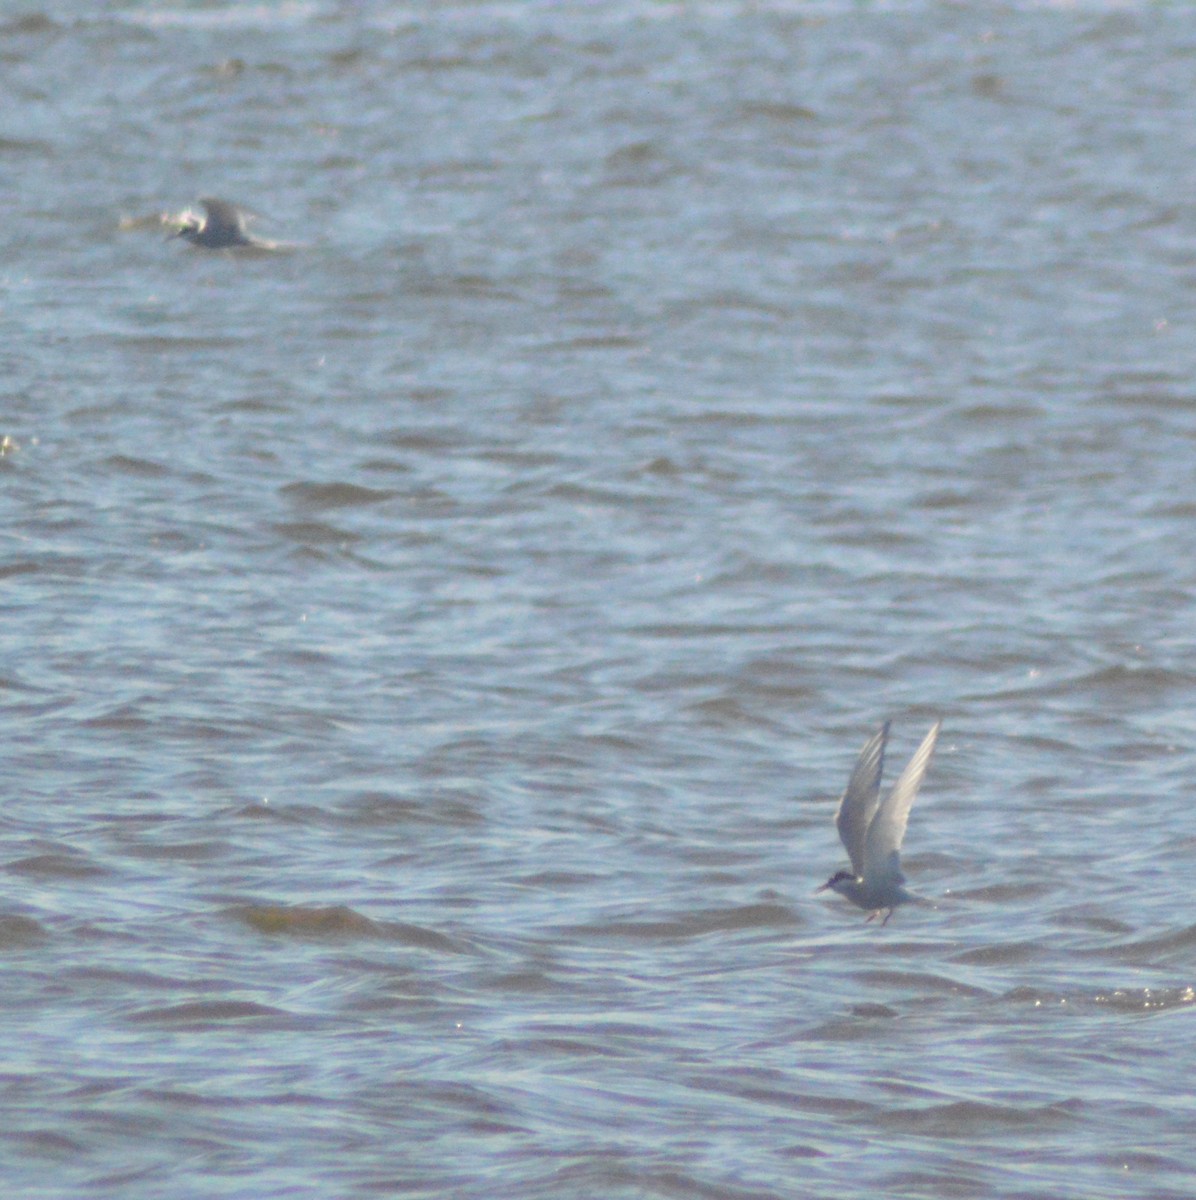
left=816, top=869, right=858, bottom=894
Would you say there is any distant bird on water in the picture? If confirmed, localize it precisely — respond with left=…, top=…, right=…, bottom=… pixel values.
left=816, top=720, right=942, bottom=925
left=171, top=197, right=290, bottom=250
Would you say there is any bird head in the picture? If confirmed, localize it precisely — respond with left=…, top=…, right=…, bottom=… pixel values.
left=169, top=211, right=204, bottom=242
left=816, top=869, right=858, bottom=895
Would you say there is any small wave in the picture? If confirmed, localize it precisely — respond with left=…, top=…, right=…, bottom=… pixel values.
left=876, top=1097, right=1081, bottom=1137
left=7, top=852, right=109, bottom=880
left=227, top=903, right=460, bottom=951
left=1096, top=922, right=1196, bottom=959
left=272, top=519, right=362, bottom=547
left=99, top=453, right=170, bottom=479
left=560, top=902, right=798, bottom=942
left=1004, top=984, right=1196, bottom=1014
left=951, top=940, right=1050, bottom=967
left=0, top=914, right=47, bottom=946
left=280, top=481, right=397, bottom=510
left=1093, top=986, right=1196, bottom=1013
left=127, top=1000, right=291, bottom=1026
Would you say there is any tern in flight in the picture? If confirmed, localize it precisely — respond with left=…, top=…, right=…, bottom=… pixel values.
left=171, top=197, right=290, bottom=250
left=817, top=720, right=942, bottom=925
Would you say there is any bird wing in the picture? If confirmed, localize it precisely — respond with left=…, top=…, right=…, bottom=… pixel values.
left=863, top=720, right=941, bottom=886
left=200, top=197, right=252, bottom=237
left=835, top=722, right=889, bottom=877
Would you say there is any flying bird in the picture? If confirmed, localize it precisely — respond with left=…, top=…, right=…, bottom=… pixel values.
left=816, top=720, right=941, bottom=925
left=171, top=197, right=290, bottom=250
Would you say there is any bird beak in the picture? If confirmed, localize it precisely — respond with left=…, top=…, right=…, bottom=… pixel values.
left=814, top=881, right=831, bottom=894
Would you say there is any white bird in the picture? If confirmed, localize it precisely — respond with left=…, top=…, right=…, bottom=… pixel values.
left=816, top=720, right=941, bottom=925
left=171, top=197, right=291, bottom=250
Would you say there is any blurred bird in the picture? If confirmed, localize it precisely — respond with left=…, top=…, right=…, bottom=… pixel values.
left=171, top=197, right=290, bottom=250
left=816, top=720, right=941, bottom=925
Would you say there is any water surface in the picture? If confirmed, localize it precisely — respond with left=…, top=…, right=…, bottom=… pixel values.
left=4, top=3, right=1196, bottom=1198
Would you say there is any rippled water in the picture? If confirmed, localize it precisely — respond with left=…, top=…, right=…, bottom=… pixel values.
left=5, top=2, right=1196, bottom=1197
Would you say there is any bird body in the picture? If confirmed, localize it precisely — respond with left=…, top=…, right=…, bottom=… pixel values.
left=171, top=197, right=289, bottom=250
left=817, top=721, right=941, bottom=924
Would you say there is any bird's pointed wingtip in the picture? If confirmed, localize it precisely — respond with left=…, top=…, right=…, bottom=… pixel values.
left=860, top=720, right=890, bottom=756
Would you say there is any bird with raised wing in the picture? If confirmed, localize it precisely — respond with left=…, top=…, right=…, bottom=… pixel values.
left=816, top=720, right=941, bottom=925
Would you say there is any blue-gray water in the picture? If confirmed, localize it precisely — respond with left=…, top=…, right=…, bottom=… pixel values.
left=5, top=2, right=1196, bottom=1197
